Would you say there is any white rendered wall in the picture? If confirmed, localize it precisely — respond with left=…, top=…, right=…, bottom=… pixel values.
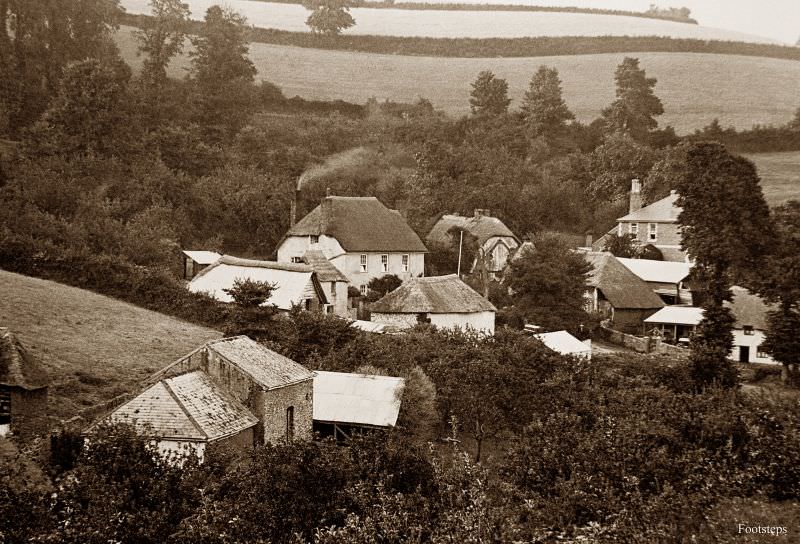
left=732, top=329, right=777, bottom=364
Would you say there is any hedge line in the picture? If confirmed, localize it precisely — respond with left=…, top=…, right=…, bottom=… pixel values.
left=120, top=13, right=800, bottom=61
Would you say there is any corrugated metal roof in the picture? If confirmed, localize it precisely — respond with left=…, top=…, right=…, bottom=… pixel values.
left=182, top=250, right=221, bottom=265
left=208, top=336, right=314, bottom=390
left=370, top=275, right=496, bottom=314
left=188, top=256, right=326, bottom=310
left=0, top=328, right=48, bottom=390
left=313, top=371, right=404, bottom=428
left=618, top=192, right=681, bottom=223
left=108, top=371, right=258, bottom=441
left=645, top=306, right=704, bottom=326
left=585, top=252, right=665, bottom=310
left=303, top=250, right=348, bottom=282
left=533, top=331, right=591, bottom=357
left=617, top=258, right=692, bottom=285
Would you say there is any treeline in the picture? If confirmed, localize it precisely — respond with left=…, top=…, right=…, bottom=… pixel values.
left=119, top=12, right=800, bottom=60
left=264, top=0, right=698, bottom=23
left=688, top=115, right=800, bottom=153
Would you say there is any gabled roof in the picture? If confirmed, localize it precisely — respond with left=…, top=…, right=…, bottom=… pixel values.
left=313, top=371, right=404, bottom=428
left=188, top=255, right=327, bottom=310
left=0, top=328, right=48, bottom=390
left=618, top=192, right=681, bottom=223
left=584, top=252, right=665, bottom=310
left=370, top=275, right=496, bottom=314
left=302, top=250, right=348, bottom=282
left=617, top=258, right=692, bottom=285
left=182, top=250, right=221, bottom=265
left=726, top=286, right=773, bottom=330
left=426, top=213, right=518, bottom=248
left=207, top=336, right=314, bottom=390
left=644, top=306, right=704, bottom=326
left=533, top=331, right=592, bottom=357
left=287, top=196, right=427, bottom=253
left=108, top=371, right=258, bottom=442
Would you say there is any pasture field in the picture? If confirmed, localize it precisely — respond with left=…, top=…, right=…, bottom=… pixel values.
left=0, top=270, right=221, bottom=420
left=116, top=26, right=800, bottom=132
left=119, top=0, right=776, bottom=42
left=747, top=152, right=800, bottom=206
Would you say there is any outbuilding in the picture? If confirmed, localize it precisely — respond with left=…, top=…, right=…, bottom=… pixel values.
left=0, top=328, right=49, bottom=438
left=181, top=250, right=221, bottom=280
left=532, top=330, right=592, bottom=361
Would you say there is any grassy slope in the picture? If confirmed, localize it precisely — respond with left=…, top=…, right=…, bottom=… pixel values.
left=115, top=26, right=800, bottom=133
left=0, top=270, right=221, bottom=421
left=746, top=152, right=800, bottom=206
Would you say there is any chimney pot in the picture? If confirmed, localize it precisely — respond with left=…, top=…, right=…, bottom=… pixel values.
left=629, top=179, right=643, bottom=214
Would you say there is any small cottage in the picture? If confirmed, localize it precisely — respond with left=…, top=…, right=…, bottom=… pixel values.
left=302, top=249, right=351, bottom=317
left=181, top=250, right=221, bottom=280
left=370, top=274, right=496, bottom=335
left=725, top=287, right=777, bottom=364
left=0, top=328, right=48, bottom=438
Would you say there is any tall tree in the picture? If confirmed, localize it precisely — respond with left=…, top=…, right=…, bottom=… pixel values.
left=469, top=70, right=511, bottom=116
left=520, top=65, right=574, bottom=139
left=189, top=5, right=257, bottom=140
left=304, top=0, right=355, bottom=35
left=675, top=142, right=774, bottom=389
left=135, top=0, right=190, bottom=91
left=601, top=57, right=664, bottom=143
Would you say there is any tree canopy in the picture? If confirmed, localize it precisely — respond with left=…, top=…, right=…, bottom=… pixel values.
left=469, top=70, right=511, bottom=116
left=601, top=57, right=664, bottom=143
left=304, top=0, right=356, bottom=35
left=520, top=65, right=574, bottom=139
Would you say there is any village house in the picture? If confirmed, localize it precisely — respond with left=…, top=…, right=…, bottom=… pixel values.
left=181, top=250, right=221, bottom=281
left=426, top=210, right=520, bottom=279
left=302, top=249, right=351, bottom=317
left=617, top=257, right=693, bottom=305
left=276, top=196, right=428, bottom=295
left=0, top=328, right=49, bottom=438
left=370, top=274, right=496, bottom=335
left=532, top=330, right=592, bottom=361
left=594, top=180, right=688, bottom=263
left=584, top=252, right=665, bottom=333
left=188, top=255, right=328, bottom=312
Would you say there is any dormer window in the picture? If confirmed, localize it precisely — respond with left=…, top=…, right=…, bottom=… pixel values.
left=648, top=223, right=657, bottom=242
left=310, top=235, right=319, bottom=244
left=291, top=257, right=303, bottom=264
left=743, top=325, right=754, bottom=336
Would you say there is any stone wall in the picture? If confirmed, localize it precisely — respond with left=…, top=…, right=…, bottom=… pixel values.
left=8, top=387, right=48, bottom=437
left=258, top=381, right=313, bottom=445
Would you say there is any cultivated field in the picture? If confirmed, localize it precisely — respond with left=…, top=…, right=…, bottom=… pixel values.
left=120, top=0, right=777, bottom=42
left=747, top=152, right=800, bottom=206
left=116, top=26, right=800, bottom=132
left=0, top=271, right=221, bottom=420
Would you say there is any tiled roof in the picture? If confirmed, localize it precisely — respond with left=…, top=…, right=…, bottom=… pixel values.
left=287, top=197, right=428, bottom=253
left=370, top=274, right=496, bottom=314
left=208, top=336, right=314, bottom=390
left=426, top=213, right=518, bottom=248
left=0, top=328, right=48, bottom=390
left=188, top=255, right=327, bottom=310
left=584, top=252, right=665, bottom=310
left=618, top=192, right=681, bottom=223
left=313, top=371, right=404, bottom=427
left=108, top=371, right=258, bottom=442
left=726, top=286, right=773, bottom=330
left=617, top=258, right=692, bottom=285
left=182, top=250, right=221, bottom=265
left=302, top=250, right=348, bottom=282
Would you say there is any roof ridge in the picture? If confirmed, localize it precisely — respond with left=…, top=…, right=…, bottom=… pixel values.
left=161, top=375, right=209, bottom=440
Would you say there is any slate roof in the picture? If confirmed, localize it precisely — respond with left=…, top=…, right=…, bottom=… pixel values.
left=302, top=250, right=348, bottom=282
left=0, top=328, right=48, bottom=390
left=645, top=306, right=704, bottom=326
left=617, top=258, right=692, bottom=285
left=108, top=371, right=258, bottom=442
left=426, top=213, right=518, bottom=248
left=584, top=252, right=665, bottom=310
left=188, top=255, right=327, bottom=310
left=287, top=196, right=428, bottom=253
left=313, top=371, right=404, bottom=428
left=370, top=274, right=496, bottom=314
left=533, top=331, right=592, bottom=357
left=618, top=192, right=681, bottom=223
left=182, top=250, right=221, bottom=265
left=726, top=286, right=773, bottom=330
left=207, top=336, right=314, bottom=390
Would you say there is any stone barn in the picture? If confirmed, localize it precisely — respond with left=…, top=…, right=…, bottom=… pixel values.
left=0, top=328, right=49, bottom=438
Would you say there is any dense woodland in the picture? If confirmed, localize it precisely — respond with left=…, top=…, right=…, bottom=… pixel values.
left=1, top=1, right=800, bottom=542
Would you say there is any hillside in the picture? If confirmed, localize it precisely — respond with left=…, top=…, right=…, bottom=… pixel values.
left=746, top=151, right=800, bottom=206
left=0, top=270, right=221, bottom=421
left=116, top=26, right=800, bottom=132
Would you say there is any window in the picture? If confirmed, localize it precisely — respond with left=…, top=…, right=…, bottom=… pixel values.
left=402, top=254, right=409, bottom=272
left=359, top=284, right=367, bottom=296
left=359, top=254, right=367, bottom=272
left=310, top=234, right=319, bottom=244
left=286, top=406, right=294, bottom=441
left=743, top=325, right=754, bottom=336
left=629, top=223, right=638, bottom=236
left=381, top=254, right=389, bottom=272
left=291, top=256, right=303, bottom=264
left=757, top=348, right=769, bottom=359
left=648, top=223, right=657, bottom=242
left=330, top=282, right=336, bottom=300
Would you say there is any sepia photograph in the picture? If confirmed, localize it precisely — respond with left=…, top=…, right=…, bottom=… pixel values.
left=0, top=0, right=799, bottom=541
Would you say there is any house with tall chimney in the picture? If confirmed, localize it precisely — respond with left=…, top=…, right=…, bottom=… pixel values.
left=277, top=196, right=428, bottom=295
left=594, top=180, right=688, bottom=263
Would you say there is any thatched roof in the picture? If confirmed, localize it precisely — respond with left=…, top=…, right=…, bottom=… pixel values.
left=0, top=328, right=48, bottom=390
left=584, top=252, right=665, bottom=310
left=426, top=213, right=518, bottom=247
left=287, top=196, right=428, bottom=253
left=371, top=275, right=496, bottom=314
left=726, top=286, right=773, bottom=330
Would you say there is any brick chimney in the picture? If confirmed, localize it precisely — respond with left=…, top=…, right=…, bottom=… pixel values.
left=629, top=179, right=643, bottom=214
left=319, top=195, right=332, bottom=234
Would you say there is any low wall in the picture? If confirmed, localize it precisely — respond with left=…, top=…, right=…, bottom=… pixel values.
left=601, top=326, right=651, bottom=353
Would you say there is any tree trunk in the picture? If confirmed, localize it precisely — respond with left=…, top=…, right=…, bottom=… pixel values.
left=782, top=363, right=799, bottom=386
